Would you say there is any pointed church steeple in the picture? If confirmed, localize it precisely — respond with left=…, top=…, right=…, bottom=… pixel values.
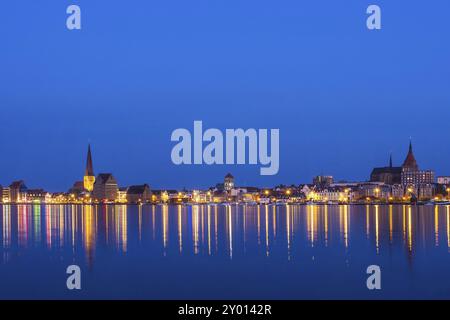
left=402, top=138, right=419, bottom=170
left=389, top=152, right=393, bottom=168
left=85, top=144, right=94, bottom=176
left=84, top=144, right=96, bottom=192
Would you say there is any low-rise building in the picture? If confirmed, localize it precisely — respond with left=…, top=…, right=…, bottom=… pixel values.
left=401, top=168, right=435, bottom=186
left=437, top=176, right=450, bottom=185
left=9, top=180, right=28, bottom=203
left=27, top=189, right=51, bottom=203
left=313, top=175, right=333, bottom=187
left=93, top=173, right=119, bottom=202
left=354, top=183, right=391, bottom=201
left=127, top=184, right=152, bottom=203
left=117, top=187, right=128, bottom=203
left=69, top=181, right=85, bottom=196
left=315, top=188, right=348, bottom=202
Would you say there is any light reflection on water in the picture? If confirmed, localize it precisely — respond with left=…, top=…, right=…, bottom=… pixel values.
left=2, top=204, right=450, bottom=259
left=1, top=204, right=450, bottom=299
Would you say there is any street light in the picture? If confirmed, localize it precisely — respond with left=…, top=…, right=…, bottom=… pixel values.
left=374, top=188, right=380, bottom=198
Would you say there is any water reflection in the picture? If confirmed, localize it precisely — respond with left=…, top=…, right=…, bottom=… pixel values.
left=1, top=204, right=450, bottom=265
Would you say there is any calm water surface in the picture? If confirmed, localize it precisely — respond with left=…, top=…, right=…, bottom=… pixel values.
left=1, top=204, right=450, bottom=299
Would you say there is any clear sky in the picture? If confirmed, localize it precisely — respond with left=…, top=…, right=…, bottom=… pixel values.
left=1, top=0, right=449, bottom=191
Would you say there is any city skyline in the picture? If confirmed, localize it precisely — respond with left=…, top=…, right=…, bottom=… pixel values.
left=1, top=139, right=449, bottom=206
left=1, top=1, right=450, bottom=190
left=0, top=138, right=447, bottom=192
left=1, top=1, right=450, bottom=302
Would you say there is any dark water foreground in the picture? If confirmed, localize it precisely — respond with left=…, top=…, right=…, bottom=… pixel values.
left=0, top=204, right=449, bottom=299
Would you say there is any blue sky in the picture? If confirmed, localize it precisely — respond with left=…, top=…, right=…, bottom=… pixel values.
left=0, top=0, right=449, bottom=191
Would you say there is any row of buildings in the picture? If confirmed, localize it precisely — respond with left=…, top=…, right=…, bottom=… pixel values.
left=1, top=141, right=449, bottom=205
left=0, top=145, right=153, bottom=204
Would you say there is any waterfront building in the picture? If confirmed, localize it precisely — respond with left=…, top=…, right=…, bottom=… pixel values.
left=118, top=187, right=128, bottom=203
left=151, top=190, right=179, bottom=203
left=417, top=184, right=434, bottom=200
left=224, top=173, right=235, bottom=192
left=212, top=192, right=227, bottom=203
left=152, top=190, right=175, bottom=203
left=231, top=187, right=259, bottom=203
left=315, top=188, right=349, bottom=202
left=92, top=173, right=118, bottom=202
left=400, top=141, right=435, bottom=187
left=127, top=184, right=152, bottom=203
left=26, top=189, right=50, bottom=203
left=437, top=176, right=450, bottom=185
left=9, top=180, right=27, bottom=203
left=83, top=144, right=95, bottom=192
left=370, top=140, right=435, bottom=200
left=300, top=185, right=314, bottom=199
left=356, top=183, right=391, bottom=200
left=313, top=175, right=334, bottom=187
left=69, top=181, right=85, bottom=196
left=401, top=169, right=435, bottom=186
left=370, top=154, right=402, bottom=185
left=391, top=184, right=405, bottom=199
left=190, top=190, right=212, bottom=203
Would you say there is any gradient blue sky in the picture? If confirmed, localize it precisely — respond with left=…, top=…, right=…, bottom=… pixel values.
left=1, top=0, right=449, bottom=191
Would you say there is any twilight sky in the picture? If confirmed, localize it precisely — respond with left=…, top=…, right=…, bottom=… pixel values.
left=1, top=0, right=449, bottom=191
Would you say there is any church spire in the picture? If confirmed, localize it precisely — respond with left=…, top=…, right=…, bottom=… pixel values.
left=84, top=144, right=96, bottom=192
left=389, top=152, right=393, bottom=168
left=85, top=144, right=94, bottom=176
left=402, top=138, right=419, bottom=170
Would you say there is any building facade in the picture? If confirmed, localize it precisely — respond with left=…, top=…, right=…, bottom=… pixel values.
left=224, top=173, right=234, bottom=192
left=370, top=141, right=435, bottom=200
left=2, top=187, right=11, bottom=203
left=9, top=180, right=27, bottom=203
left=400, top=141, right=435, bottom=188
left=27, top=189, right=50, bottom=203
left=313, top=175, right=334, bottom=187
left=127, top=184, right=152, bottom=203
left=370, top=154, right=402, bottom=185
left=437, top=176, right=450, bottom=185
left=93, top=173, right=118, bottom=201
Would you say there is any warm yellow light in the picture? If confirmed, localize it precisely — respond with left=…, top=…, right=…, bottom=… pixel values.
left=264, top=190, right=269, bottom=195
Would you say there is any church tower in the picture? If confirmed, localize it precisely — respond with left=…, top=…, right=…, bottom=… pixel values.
left=83, top=144, right=95, bottom=192
left=402, top=139, right=419, bottom=171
